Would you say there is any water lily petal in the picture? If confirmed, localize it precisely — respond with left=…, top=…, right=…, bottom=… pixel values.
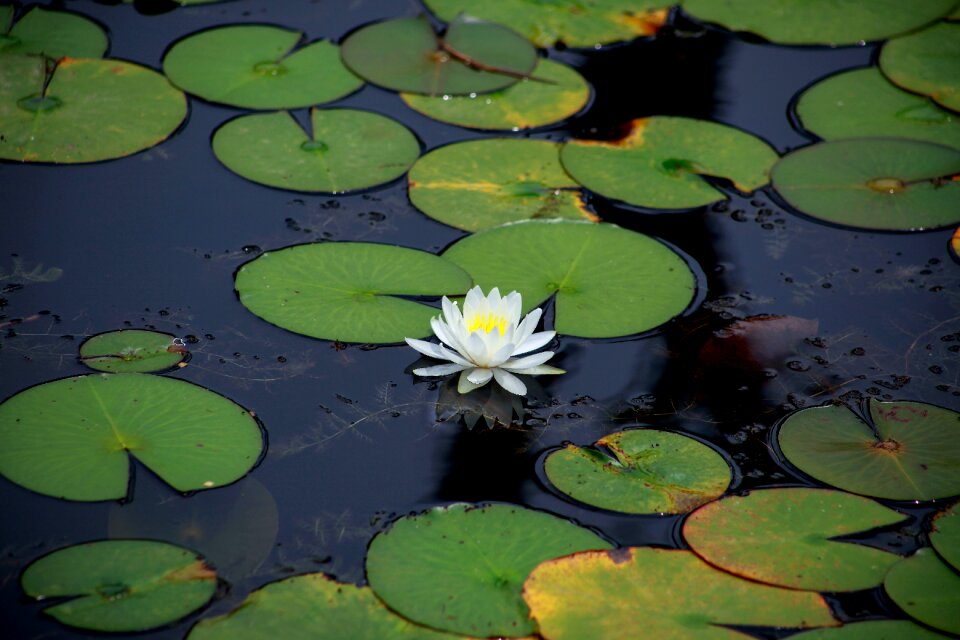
left=504, top=290, right=522, bottom=324
left=458, top=368, right=490, bottom=393
left=431, top=316, right=466, bottom=354
left=513, top=307, right=543, bottom=346
left=464, top=286, right=484, bottom=315
left=519, top=364, right=566, bottom=376
left=442, top=296, right=462, bottom=327
left=488, top=286, right=502, bottom=310
left=488, top=343, right=516, bottom=368
left=467, top=368, right=494, bottom=385
left=493, top=368, right=527, bottom=396
left=501, top=351, right=555, bottom=371
left=513, top=329, right=555, bottom=356
left=413, top=363, right=469, bottom=377
left=405, top=337, right=452, bottom=361
left=467, top=331, right=490, bottom=366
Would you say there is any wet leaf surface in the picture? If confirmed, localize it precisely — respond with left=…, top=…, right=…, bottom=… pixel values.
left=560, top=117, right=778, bottom=210
left=543, top=428, right=732, bottom=514
left=234, top=242, right=472, bottom=343
left=365, top=503, right=612, bottom=637
left=79, top=329, right=186, bottom=373
left=162, top=25, right=362, bottom=109
left=930, top=502, right=960, bottom=571
left=0, top=6, right=107, bottom=58
left=880, top=22, right=960, bottom=113
left=0, top=373, right=263, bottom=501
left=21, top=540, right=216, bottom=632
left=408, top=138, right=594, bottom=231
left=884, top=548, right=960, bottom=634
left=442, top=220, right=697, bottom=338
left=777, top=400, right=960, bottom=501
left=683, top=487, right=907, bottom=591
left=771, top=138, right=960, bottom=231
left=523, top=547, right=838, bottom=639
left=788, top=620, right=951, bottom=640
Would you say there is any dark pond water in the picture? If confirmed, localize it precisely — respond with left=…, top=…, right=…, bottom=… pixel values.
left=2, top=1, right=959, bottom=638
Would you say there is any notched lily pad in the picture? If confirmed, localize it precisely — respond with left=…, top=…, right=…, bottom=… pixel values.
left=341, top=15, right=535, bottom=95
left=795, top=67, right=960, bottom=150
left=543, top=429, right=732, bottom=515
left=777, top=399, right=960, bottom=501
left=79, top=329, right=187, bottom=373
left=424, top=0, right=670, bottom=48
left=880, top=22, right=960, bottom=113
left=235, top=242, right=472, bottom=344
left=681, top=0, right=958, bottom=46
left=365, top=503, right=612, bottom=637
left=523, top=547, right=837, bottom=639
left=21, top=540, right=216, bottom=632
left=0, top=57, right=187, bottom=163
left=408, top=138, right=595, bottom=231
left=162, top=25, right=362, bottom=109
left=442, top=220, right=697, bottom=338
left=683, top=488, right=908, bottom=592
left=212, top=108, right=420, bottom=193
left=771, top=138, right=960, bottom=231
left=0, top=373, right=264, bottom=501
left=188, top=573, right=464, bottom=639
left=0, top=5, right=107, bottom=58
left=560, top=117, right=778, bottom=210
left=401, top=58, right=590, bottom=131
left=884, top=548, right=960, bottom=635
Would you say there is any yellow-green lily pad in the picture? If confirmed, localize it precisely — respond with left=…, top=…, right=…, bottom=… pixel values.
left=683, top=488, right=908, bottom=592
left=880, top=22, right=960, bottom=113
left=543, top=429, right=732, bottom=514
left=560, top=117, right=779, bottom=210
left=162, top=25, right=361, bottom=109
left=931, top=502, right=960, bottom=571
left=884, top=548, right=960, bottom=635
left=788, top=621, right=951, bottom=640
left=408, top=138, right=595, bottom=231
left=0, top=5, right=107, bottom=58
left=79, top=329, right=186, bottom=373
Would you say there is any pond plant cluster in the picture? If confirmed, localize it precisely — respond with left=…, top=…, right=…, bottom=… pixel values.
left=1, top=0, right=959, bottom=638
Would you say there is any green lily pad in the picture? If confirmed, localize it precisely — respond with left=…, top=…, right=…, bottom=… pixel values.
left=0, top=5, right=107, bottom=58
left=162, top=25, right=361, bottom=110
left=235, top=242, right=472, bottom=344
left=424, top=0, right=670, bottom=48
left=365, top=503, right=612, bottom=637
left=79, top=329, right=186, bottom=373
left=795, top=67, right=960, bottom=150
left=880, top=22, right=960, bottom=113
left=788, top=620, right=950, bottom=640
left=340, top=15, right=535, bottom=96
left=776, top=400, right=960, bottom=501
left=408, top=139, right=595, bottom=231
left=0, top=56, right=187, bottom=163
left=771, top=138, right=960, bottom=231
left=523, top=548, right=838, bottom=640
left=0, top=373, right=263, bottom=501
left=543, top=429, right=732, bottom=515
left=885, top=548, right=960, bottom=635
left=212, top=108, right=420, bottom=193
left=682, top=488, right=907, bottom=592
left=560, top=117, right=779, bottom=210
left=681, top=0, right=958, bottom=46
left=188, top=573, right=464, bottom=640
left=401, top=58, right=590, bottom=131
left=21, top=540, right=216, bottom=632
left=442, top=220, right=697, bottom=338
left=931, top=502, right=960, bottom=571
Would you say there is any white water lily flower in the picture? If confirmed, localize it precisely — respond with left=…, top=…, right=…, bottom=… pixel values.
left=405, top=286, right=564, bottom=395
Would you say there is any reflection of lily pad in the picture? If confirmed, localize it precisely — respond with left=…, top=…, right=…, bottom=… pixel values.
left=0, top=6, right=107, bottom=58
left=79, top=329, right=186, bottom=373
left=681, top=0, right=957, bottom=46
left=235, top=242, right=472, bottom=344
left=523, top=548, right=837, bottom=639
left=108, top=477, right=278, bottom=582
left=21, top=540, right=216, bottom=632
left=212, top=109, right=420, bottom=193
left=771, top=139, right=960, bottom=231
left=424, top=0, right=669, bottom=48
left=0, top=373, right=263, bottom=501
left=795, top=67, right=960, bottom=150
left=188, top=573, right=463, bottom=640
left=401, top=58, right=590, bottom=130
left=366, top=503, right=611, bottom=637
left=683, top=488, right=907, bottom=591
left=789, top=620, right=950, bottom=640
left=777, top=400, right=960, bottom=501
left=341, top=15, right=535, bottom=95
left=0, top=57, right=187, bottom=163
left=560, top=117, right=778, bottom=210
left=543, top=429, right=732, bottom=515
left=931, top=502, right=960, bottom=571
left=162, top=25, right=361, bottom=109
left=443, top=220, right=697, bottom=338
left=880, top=23, right=960, bottom=113
left=408, top=139, right=594, bottom=231
left=885, top=548, right=960, bottom=635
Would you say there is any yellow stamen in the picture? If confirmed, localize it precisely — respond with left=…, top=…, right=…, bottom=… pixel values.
left=467, top=312, right=507, bottom=335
